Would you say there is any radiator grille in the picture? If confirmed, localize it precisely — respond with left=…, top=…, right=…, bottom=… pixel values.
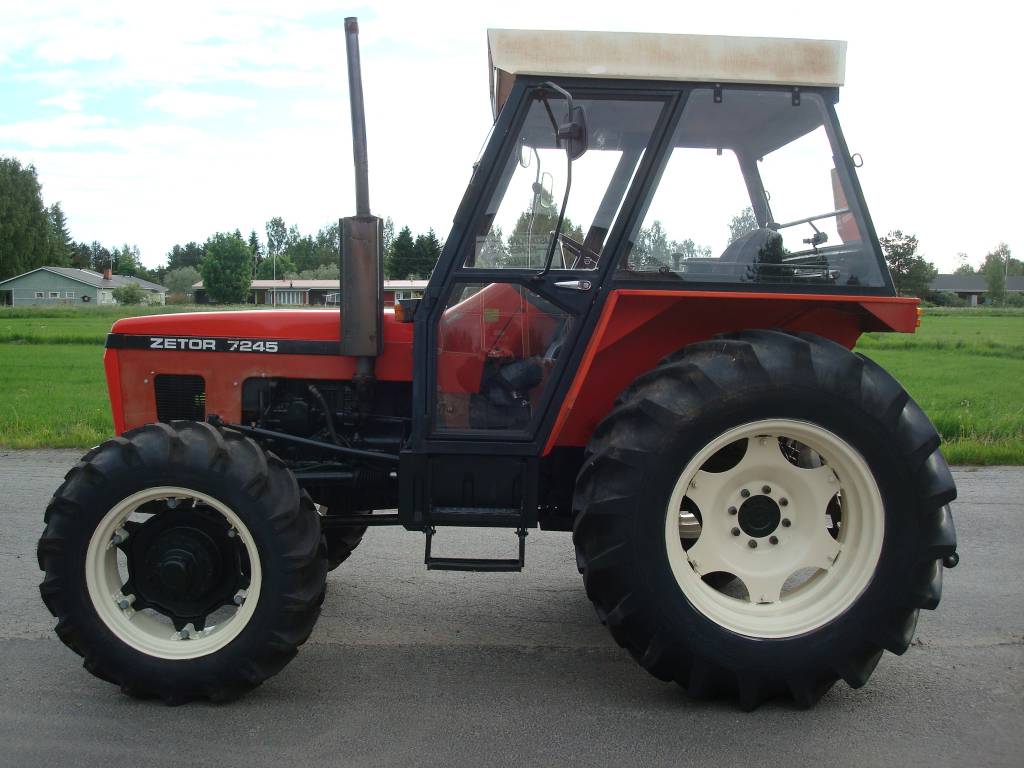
left=154, top=375, right=206, bottom=422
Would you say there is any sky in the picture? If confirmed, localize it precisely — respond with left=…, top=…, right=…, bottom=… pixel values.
left=1, top=0, right=1019, bottom=272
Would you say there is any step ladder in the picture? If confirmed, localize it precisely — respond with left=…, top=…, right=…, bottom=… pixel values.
left=423, top=518, right=528, bottom=572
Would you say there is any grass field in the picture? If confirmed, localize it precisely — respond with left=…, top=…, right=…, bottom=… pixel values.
left=0, top=305, right=1021, bottom=463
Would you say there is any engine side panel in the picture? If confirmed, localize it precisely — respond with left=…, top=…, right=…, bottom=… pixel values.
left=105, top=309, right=413, bottom=433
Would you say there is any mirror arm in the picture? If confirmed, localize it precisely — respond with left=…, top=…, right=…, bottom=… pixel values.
left=533, top=156, right=573, bottom=280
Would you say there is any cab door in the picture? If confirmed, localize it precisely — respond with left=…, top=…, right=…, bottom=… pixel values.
left=402, top=83, right=673, bottom=525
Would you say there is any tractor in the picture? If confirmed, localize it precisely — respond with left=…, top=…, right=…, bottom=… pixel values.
left=38, top=20, right=959, bottom=709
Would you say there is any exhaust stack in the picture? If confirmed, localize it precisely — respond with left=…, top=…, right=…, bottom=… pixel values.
left=340, top=16, right=383, bottom=362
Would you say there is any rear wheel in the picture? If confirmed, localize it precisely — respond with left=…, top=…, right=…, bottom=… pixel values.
left=573, top=330, right=958, bottom=709
left=38, top=422, right=328, bottom=703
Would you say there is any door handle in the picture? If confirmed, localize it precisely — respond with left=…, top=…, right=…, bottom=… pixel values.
left=554, top=279, right=592, bottom=291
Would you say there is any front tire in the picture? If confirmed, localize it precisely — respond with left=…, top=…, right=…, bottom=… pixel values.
left=572, top=330, right=958, bottom=709
left=37, top=422, right=328, bottom=703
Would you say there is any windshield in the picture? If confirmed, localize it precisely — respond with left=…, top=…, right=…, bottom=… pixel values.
left=466, top=94, right=663, bottom=270
left=622, top=88, right=885, bottom=288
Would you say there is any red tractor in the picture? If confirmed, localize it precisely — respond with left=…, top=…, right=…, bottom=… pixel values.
left=38, top=21, right=958, bottom=709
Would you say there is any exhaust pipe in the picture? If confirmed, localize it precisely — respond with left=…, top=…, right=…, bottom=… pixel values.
left=340, top=16, right=383, bottom=369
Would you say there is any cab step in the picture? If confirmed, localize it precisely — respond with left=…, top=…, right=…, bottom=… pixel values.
left=424, top=526, right=527, bottom=572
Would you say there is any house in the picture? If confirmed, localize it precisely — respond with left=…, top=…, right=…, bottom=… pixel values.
left=0, top=267, right=167, bottom=306
left=192, top=279, right=428, bottom=307
left=929, top=274, right=1024, bottom=306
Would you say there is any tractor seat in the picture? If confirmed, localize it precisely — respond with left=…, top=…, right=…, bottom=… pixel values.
left=717, top=228, right=783, bottom=275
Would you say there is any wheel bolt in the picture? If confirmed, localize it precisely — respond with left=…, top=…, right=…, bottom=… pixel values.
left=728, top=506, right=737, bottom=515
left=740, top=489, right=750, bottom=498
left=748, top=540, right=758, bottom=549
left=117, top=598, right=130, bottom=610
left=762, top=485, right=771, bottom=494
left=731, top=527, right=741, bottom=537
left=780, top=498, right=789, bottom=507
left=781, top=518, right=791, bottom=527
left=769, top=536, right=779, bottom=545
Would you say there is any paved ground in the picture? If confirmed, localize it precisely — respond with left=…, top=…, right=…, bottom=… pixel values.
left=1, top=449, right=1021, bottom=768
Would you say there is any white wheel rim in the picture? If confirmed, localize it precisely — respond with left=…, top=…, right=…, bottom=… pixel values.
left=85, top=486, right=262, bottom=660
left=664, top=419, right=884, bottom=639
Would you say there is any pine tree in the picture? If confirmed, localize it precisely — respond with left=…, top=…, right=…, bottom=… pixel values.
left=386, top=226, right=417, bottom=279
left=0, top=157, right=51, bottom=279
left=412, top=229, right=442, bottom=279
left=47, top=202, right=73, bottom=266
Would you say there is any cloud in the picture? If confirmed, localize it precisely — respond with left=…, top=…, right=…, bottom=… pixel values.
left=0, top=0, right=1020, bottom=271
left=145, top=89, right=257, bottom=119
left=39, top=89, right=85, bottom=111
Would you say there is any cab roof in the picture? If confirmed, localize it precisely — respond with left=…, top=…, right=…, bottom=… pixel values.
left=487, top=28, right=846, bottom=118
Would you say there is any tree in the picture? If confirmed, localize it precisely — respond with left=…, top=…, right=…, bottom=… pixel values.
left=265, top=217, right=289, bottom=259
left=47, top=202, right=73, bottom=266
left=953, top=252, right=975, bottom=276
left=112, top=283, right=146, bottom=305
left=476, top=225, right=510, bottom=268
left=166, top=242, right=205, bottom=271
left=631, top=220, right=711, bottom=271
left=87, top=241, right=113, bottom=273
left=411, top=229, right=442, bottom=279
left=200, top=232, right=252, bottom=303
left=247, top=230, right=263, bottom=276
left=69, top=241, right=92, bottom=269
left=386, top=226, right=417, bottom=279
left=728, top=207, right=758, bottom=244
left=163, top=266, right=201, bottom=295
left=0, top=157, right=52, bottom=279
left=255, top=251, right=296, bottom=279
left=504, top=188, right=583, bottom=268
left=879, top=230, right=937, bottom=297
left=981, top=243, right=1014, bottom=305
left=382, top=217, right=395, bottom=254
left=110, top=243, right=143, bottom=277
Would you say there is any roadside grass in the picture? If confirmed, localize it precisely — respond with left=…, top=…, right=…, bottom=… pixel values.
left=0, top=307, right=1020, bottom=463
left=0, top=344, right=111, bottom=449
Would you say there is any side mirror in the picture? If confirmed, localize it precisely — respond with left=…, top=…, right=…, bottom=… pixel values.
left=558, top=106, right=588, bottom=161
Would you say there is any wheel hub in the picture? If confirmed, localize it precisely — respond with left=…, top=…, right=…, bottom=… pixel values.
left=738, top=495, right=781, bottom=538
left=126, top=505, right=245, bottom=628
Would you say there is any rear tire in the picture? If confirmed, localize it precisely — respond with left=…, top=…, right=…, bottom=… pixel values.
left=37, top=421, right=328, bottom=703
left=572, top=330, right=957, bottom=709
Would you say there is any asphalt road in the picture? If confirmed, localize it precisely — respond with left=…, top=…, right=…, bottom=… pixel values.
left=1, top=449, right=1021, bottom=768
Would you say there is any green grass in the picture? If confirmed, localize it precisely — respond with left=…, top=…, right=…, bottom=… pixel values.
left=0, top=306, right=1021, bottom=463
left=0, top=344, right=112, bottom=448
left=0, top=305, right=263, bottom=345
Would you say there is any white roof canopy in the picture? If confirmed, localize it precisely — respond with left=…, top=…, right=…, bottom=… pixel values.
left=488, top=29, right=846, bottom=117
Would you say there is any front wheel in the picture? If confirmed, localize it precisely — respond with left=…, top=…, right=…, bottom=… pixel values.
left=37, top=422, right=328, bottom=703
left=573, top=330, right=958, bottom=709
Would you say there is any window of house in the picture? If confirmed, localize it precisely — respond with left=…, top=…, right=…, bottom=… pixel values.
left=64, top=291, right=75, bottom=299
left=35, top=292, right=45, bottom=299
left=49, top=291, right=60, bottom=298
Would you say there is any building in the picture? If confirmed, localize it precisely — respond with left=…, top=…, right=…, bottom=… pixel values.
left=929, top=274, right=1024, bottom=306
left=193, top=279, right=428, bottom=307
left=0, top=267, right=167, bottom=306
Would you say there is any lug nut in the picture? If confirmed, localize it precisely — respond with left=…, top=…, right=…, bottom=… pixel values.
left=117, top=598, right=131, bottom=610
left=762, top=485, right=771, bottom=494
left=781, top=518, right=791, bottom=527
left=769, top=536, right=779, bottom=545
left=748, top=540, right=758, bottom=549
left=779, top=498, right=789, bottom=507
left=731, top=527, right=741, bottom=537
left=740, top=489, right=750, bottom=498
left=727, top=506, right=737, bottom=516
